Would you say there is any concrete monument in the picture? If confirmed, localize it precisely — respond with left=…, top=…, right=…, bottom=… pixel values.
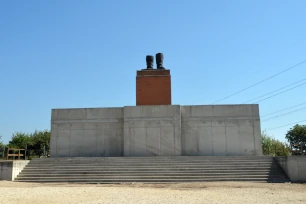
left=50, top=54, right=263, bottom=157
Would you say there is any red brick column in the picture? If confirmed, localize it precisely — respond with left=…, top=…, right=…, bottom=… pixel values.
left=136, top=70, right=171, bottom=105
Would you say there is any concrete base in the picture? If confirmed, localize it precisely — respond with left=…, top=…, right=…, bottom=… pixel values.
left=0, top=160, right=29, bottom=181
left=124, top=105, right=181, bottom=156
left=275, top=156, right=306, bottom=182
left=50, top=105, right=262, bottom=157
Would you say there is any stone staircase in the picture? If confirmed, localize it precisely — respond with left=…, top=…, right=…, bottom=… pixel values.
left=15, top=156, right=289, bottom=183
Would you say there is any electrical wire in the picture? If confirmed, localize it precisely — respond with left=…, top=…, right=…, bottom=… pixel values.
left=253, top=82, right=306, bottom=103
left=262, top=106, right=306, bottom=122
left=266, top=119, right=306, bottom=130
left=242, top=79, right=306, bottom=103
left=261, top=102, right=306, bottom=117
left=211, top=59, right=306, bottom=104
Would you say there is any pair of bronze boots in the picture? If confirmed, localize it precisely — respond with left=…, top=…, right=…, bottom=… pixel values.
left=146, top=53, right=165, bottom=69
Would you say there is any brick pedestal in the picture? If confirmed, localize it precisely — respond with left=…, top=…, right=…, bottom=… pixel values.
left=136, top=69, right=171, bottom=105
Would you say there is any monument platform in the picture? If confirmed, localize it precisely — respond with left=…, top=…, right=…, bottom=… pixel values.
left=50, top=104, right=262, bottom=157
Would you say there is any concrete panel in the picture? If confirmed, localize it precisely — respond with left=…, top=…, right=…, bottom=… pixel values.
left=198, top=126, right=212, bottom=155
left=0, top=162, right=12, bottom=180
left=51, top=109, right=57, bottom=120
left=12, top=161, right=30, bottom=181
left=124, top=105, right=180, bottom=118
left=133, top=128, right=147, bottom=156
left=123, top=105, right=181, bottom=156
left=57, top=109, right=70, bottom=120
left=276, top=156, right=306, bottom=182
left=182, top=125, right=198, bottom=156
left=0, top=161, right=29, bottom=181
left=69, top=109, right=87, bottom=120
left=253, top=119, right=262, bottom=155
left=160, top=127, right=175, bottom=155
left=96, top=128, right=106, bottom=157
left=181, top=106, right=191, bottom=117
left=56, top=129, right=70, bottom=157
left=212, top=126, right=226, bottom=156
left=57, top=123, right=70, bottom=130
left=87, top=108, right=123, bottom=119
left=123, top=124, right=131, bottom=156
left=197, top=119, right=212, bottom=127
left=83, top=129, right=97, bottom=157
left=51, top=104, right=261, bottom=157
left=252, top=104, right=260, bottom=116
left=117, top=128, right=124, bottom=156
left=146, top=127, right=160, bottom=156
left=70, top=123, right=84, bottom=130
left=297, top=157, right=306, bottom=181
left=191, top=105, right=213, bottom=117
left=174, top=125, right=182, bottom=155
left=225, top=124, right=240, bottom=156
left=70, top=129, right=84, bottom=157
left=50, top=126, right=57, bottom=156
left=238, top=120, right=255, bottom=155
left=212, top=105, right=253, bottom=117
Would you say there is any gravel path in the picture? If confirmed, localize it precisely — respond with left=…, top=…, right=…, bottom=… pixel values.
left=0, top=181, right=305, bottom=204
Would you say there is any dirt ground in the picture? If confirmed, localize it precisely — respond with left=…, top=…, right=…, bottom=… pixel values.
left=0, top=181, right=305, bottom=204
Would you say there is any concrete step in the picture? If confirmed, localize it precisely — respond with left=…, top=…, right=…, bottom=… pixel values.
left=15, top=156, right=289, bottom=183
left=25, top=165, right=276, bottom=168
left=27, top=160, right=275, bottom=164
left=20, top=169, right=284, bottom=173
left=15, top=178, right=290, bottom=183
left=29, top=158, right=274, bottom=163
left=30, top=157, right=274, bottom=162
left=30, top=156, right=274, bottom=159
left=22, top=166, right=279, bottom=170
left=21, top=166, right=282, bottom=170
left=17, top=173, right=288, bottom=177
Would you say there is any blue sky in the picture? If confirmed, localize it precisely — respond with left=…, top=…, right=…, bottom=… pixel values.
left=0, top=0, right=305, bottom=144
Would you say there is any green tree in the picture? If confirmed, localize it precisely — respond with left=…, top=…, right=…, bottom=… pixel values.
left=7, top=130, right=51, bottom=158
left=262, top=131, right=290, bottom=156
left=30, top=130, right=50, bottom=153
left=285, top=124, right=306, bottom=155
left=8, top=132, right=31, bottom=148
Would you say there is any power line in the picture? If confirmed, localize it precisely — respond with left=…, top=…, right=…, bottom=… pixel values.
left=242, top=79, right=306, bottom=103
left=262, top=102, right=306, bottom=117
left=266, top=119, right=306, bottom=130
left=262, top=106, right=306, bottom=122
left=211, top=59, right=306, bottom=104
left=253, top=82, right=306, bottom=103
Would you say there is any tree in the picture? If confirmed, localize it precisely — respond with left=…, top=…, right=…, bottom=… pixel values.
left=30, top=130, right=50, bottom=155
left=262, top=131, right=290, bottom=156
left=8, top=132, right=31, bottom=149
left=285, top=124, right=306, bottom=155
left=7, top=130, right=51, bottom=158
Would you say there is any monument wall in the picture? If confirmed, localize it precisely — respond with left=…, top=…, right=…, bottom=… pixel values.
left=123, top=105, right=181, bottom=156
left=50, top=104, right=262, bottom=157
left=50, top=108, right=124, bottom=157
left=181, top=105, right=262, bottom=156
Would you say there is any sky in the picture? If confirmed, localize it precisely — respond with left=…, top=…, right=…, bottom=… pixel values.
left=0, top=0, right=305, bottom=144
